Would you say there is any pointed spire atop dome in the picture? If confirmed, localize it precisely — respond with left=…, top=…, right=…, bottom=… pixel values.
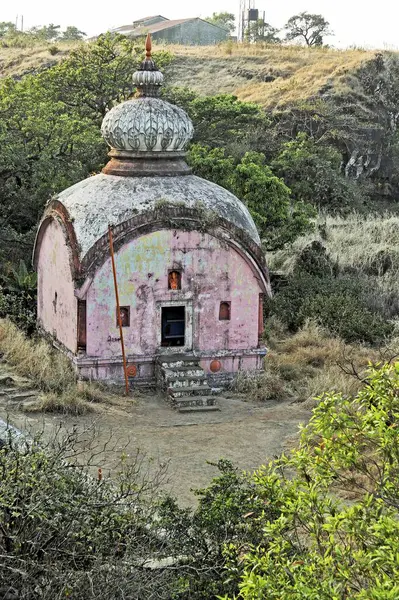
left=132, top=32, right=164, bottom=97
left=145, top=32, right=152, bottom=59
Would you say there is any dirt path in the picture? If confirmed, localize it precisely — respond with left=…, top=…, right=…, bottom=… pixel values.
left=0, top=364, right=311, bottom=506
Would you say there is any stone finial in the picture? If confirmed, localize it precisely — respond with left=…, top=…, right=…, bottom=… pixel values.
left=145, top=33, right=152, bottom=59
left=132, top=33, right=164, bottom=97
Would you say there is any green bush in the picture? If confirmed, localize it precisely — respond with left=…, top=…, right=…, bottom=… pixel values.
left=0, top=288, right=36, bottom=334
left=0, top=430, right=173, bottom=599
left=221, top=363, right=399, bottom=599
left=271, top=273, right=393, bottom=345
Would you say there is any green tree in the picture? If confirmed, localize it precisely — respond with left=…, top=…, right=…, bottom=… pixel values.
left=285, top=12, right=333, bottom=46
left=221, top=363, right=399, bottom=599
left=61, top=25, right=86, bottom=41
left=0, top=21, right=17, bottom=38
left=27, top=23, right=61, bottom=41
left=272, top=133, right=360, bottom=212
left=206, top=12, right=235, bottom=33
left=245, top=20, right=280, bottom=44
left=188, top=144, right=315, bottom=250
left=0, top=34, right=172, bottom=272
left=162, top=90, right=269, bottom=149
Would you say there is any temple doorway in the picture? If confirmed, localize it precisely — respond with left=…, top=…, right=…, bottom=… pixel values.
left=161, top=306, right=185, bottom=347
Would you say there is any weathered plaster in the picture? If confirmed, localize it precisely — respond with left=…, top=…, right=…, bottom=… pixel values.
left=36, top=218, right=77, bottom=353
left=50, top=173, right=261, bottom=259
left=85, top=229, right=263, bottom=359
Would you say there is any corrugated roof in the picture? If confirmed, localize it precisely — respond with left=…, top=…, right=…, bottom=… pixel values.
left=112, top=16, right=228, bottom=37
left=113, top=16, right=168, bottom=33
left=132, top=18, right=195, bottom=35
left=133, top=15, right=167, bottom=24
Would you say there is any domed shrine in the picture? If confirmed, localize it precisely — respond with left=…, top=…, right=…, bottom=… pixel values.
left=33, top=36, right=270, bottom=396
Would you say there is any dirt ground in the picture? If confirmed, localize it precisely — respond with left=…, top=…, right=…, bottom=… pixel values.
left=0, top=381, right=311, bottom=506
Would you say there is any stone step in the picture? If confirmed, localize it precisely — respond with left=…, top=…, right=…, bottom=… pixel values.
left=166, top=365, right=204, bottom=373
left=167, top=376, right=207, bottom=387
left=161, top=361, right=199, bottom=370
left=164, top=368, right=205, bottom=378
left=168, top=385, right=211, bottom=398
left=169, top=381, right=208, bottom=390
left=173, top=396, right=217, bottom=408
left=178, top=405, right=220, bottom=414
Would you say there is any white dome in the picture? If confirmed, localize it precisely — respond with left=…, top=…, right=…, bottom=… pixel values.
left=51, top=173, right=261, bottom=259
left=101, top=97, right=194, bottom=153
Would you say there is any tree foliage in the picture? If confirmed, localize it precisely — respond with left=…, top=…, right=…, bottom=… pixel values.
left=0, top=22, right=17, bottom=38
left=188, top=144, right=315, bottom=250
left=206, top=12, right=235, bottom=33
left=220, top=363, right=399, bottom=599
left=162, top=89, right=268, bottom=148
left=272, top=133, right=361, bottom=212
left=0, top=34, right=171, bottom=268
left=285, top=12, right=333, bottom=46
left=61, top=26, right=87, bottom=41
left=245, top=21, right=280, bottom=44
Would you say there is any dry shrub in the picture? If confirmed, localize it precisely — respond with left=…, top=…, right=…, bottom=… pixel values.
left=160, top=43, right=375, bottom=107
left=25, top=391, right=93, bottom=416
left=0, top=318, right=76, bottom=392
left=238, top=320, right=380, bottom=406
left=234, top=368, right=288, bottom=403
left=0, top=318, right=104, bottom=414
left=268, top=321, right=378, bottom=404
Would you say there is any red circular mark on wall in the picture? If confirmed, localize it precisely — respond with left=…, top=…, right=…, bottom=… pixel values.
left=210, top=360, right=222, bottom=373
left=127, top=364, right=138, bottom=378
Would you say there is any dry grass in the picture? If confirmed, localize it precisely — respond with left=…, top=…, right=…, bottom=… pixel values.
left=268, top=214, right=399, bottom=326
left=268, top=213, right=399, bottom=275
left=0, top=318, right=104, bottom=414
left=235, top=320, right=382, bottom=406
left=0, top=42, right=77, bottom=78
left=0, top=38, right=383, bottom=110
left=161, top=42, right=377, bottom=108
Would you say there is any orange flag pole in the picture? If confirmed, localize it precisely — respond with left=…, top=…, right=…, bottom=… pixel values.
left=108, top=224, right=129, bottom=396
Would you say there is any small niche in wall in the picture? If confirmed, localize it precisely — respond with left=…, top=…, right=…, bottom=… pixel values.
left=168, top=270, right=181, bottom=290
left=219, top=301, right=231, bottom=321
left=117, top=306, right=130, bottom=328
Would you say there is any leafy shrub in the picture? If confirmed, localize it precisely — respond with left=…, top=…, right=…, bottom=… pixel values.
left=48, top=44, right=59, bottom=55
left=271, top=133, right=363, bottom=213
left=221, top=363, right=399, bottom=599
left=271, top=273, right=393, bottom=345
left=158, top=459, right=281, bottom=599
left=0, top=288, right=36, bottom=334
left=0, top=429, right=172, bottom=599
left=294, top=240, right=337, bottom=277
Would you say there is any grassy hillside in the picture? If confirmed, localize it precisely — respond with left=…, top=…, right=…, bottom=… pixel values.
left=0, top=42, right=77, bottom=78
left=1, top=39, right=378, bottom=106
left=163, top=43, right=377, bottom=109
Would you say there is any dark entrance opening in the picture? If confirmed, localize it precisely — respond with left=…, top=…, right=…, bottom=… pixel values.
left=161, top=306, right=185, bottom=347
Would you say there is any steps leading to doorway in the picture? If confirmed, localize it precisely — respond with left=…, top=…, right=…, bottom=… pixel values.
left=157, top=354, right=220, bottom=413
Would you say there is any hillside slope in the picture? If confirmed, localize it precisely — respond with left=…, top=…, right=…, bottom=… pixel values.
left=0, top=43, right=76, bottom=78
left=163, top=44, right=377, bottom=109
left=2, top=40, right=399, bottom=201
left=0, top=40, right=377, bottom=105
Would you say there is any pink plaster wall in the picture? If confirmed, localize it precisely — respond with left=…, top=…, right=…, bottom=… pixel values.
left=36, top=219, right=77, bottom=353
left=85, top=230, right=263, bottom=359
